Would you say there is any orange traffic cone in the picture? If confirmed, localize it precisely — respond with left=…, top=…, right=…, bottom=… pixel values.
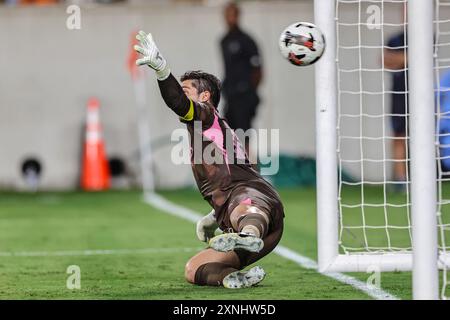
left=81, top=98, right=110, bottom=191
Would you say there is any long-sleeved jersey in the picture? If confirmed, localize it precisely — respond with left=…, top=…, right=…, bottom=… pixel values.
left=158, top=74, right=283, bottom=227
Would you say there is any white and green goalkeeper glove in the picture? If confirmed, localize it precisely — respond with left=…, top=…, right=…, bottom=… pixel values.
left=196, top=209, right=219, bottom=243
left=134, top=30, right=171, bottom=80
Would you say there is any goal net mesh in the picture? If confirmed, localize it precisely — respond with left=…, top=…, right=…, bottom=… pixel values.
left=435, top=0, right=450, bottom=300
left=335, top=0, right=449, bottom=298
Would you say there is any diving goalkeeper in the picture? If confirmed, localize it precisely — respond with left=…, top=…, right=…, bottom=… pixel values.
left=134, top=31, right=284, bottom=289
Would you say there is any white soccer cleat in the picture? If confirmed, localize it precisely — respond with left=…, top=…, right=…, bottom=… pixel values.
left=208, top=232, right=264, bottom=253
left=222, top=266, right=266, bottom=289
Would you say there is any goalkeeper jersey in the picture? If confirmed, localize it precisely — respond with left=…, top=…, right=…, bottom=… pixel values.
left=157, top=74, right=283, bottom=223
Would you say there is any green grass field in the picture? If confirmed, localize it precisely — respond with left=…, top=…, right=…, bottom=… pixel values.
left=0, top=186, right=448, bottom=300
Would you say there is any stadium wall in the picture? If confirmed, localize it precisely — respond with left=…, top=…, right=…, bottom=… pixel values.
left=0, top=1, right=405, bottom=190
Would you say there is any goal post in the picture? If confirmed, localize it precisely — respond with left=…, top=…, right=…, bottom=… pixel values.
left=314, top=0, right=444, bottom=299
left=314, top=0, right=340, bottom=273
left=408, top=0, right=439, bottom=300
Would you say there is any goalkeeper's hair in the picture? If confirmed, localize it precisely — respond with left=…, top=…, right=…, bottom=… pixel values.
left=180, top=71, right=221, bottom=107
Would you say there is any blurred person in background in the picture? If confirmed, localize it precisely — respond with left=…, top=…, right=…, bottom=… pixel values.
left=384, top=5, right=408, bottom=191
left=220, top=1, right=262, bottom=157
left=384, top=31, right=408, bottom=191
left=438, top=70, right=450, bottom=173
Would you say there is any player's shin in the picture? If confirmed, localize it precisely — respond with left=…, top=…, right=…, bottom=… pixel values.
left=209, top=206, right=269, bottom=253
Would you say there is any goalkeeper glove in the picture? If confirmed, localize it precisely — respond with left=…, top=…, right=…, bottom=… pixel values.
left=196, top=209, right=219, bottom=243
left=134, top=30, right=171, bottom=80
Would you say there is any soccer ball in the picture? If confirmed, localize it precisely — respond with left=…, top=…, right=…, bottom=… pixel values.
left=278, top=22, right=326, bottom=67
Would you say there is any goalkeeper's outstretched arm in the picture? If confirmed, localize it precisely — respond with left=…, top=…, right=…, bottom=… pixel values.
left=134, top=30, right=192, bottom=119
left=157, top=74, right=193, bottom=120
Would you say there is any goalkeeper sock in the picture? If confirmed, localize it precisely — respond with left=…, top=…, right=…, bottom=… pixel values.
left=238, top=213, right=269, bottom=239
left=241, top=225, right=261, bottom=238
left=194, top=262, right=238, bottom=286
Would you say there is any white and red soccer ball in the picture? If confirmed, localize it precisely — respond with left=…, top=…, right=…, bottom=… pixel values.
left=279, top=22, right=326, bottom=67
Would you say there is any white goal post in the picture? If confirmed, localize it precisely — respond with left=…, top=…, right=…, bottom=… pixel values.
left=314, top=0, right=448, bottom=299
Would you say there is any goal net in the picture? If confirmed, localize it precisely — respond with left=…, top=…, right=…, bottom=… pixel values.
left=336, top=0, right=412, bottom=256
left=435, top=0, right=450, bottom=300
left=315, top=0, right=450, bottom=299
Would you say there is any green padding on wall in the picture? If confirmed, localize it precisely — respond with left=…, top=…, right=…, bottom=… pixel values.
left=259, top=154, right=354, bottom=187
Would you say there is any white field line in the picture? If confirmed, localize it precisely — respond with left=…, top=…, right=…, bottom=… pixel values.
left=144, top=192, right=399, bottom=300
left=0, top=247, right=203, bottom=257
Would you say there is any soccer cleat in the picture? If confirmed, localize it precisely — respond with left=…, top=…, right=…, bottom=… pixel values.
left=222, top=266, right=266, bottom=289
left=208, top=232, right=264, bottom=253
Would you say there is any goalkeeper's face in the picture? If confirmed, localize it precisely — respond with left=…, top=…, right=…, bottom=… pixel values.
left=182, top=80, right=211, bottom=104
